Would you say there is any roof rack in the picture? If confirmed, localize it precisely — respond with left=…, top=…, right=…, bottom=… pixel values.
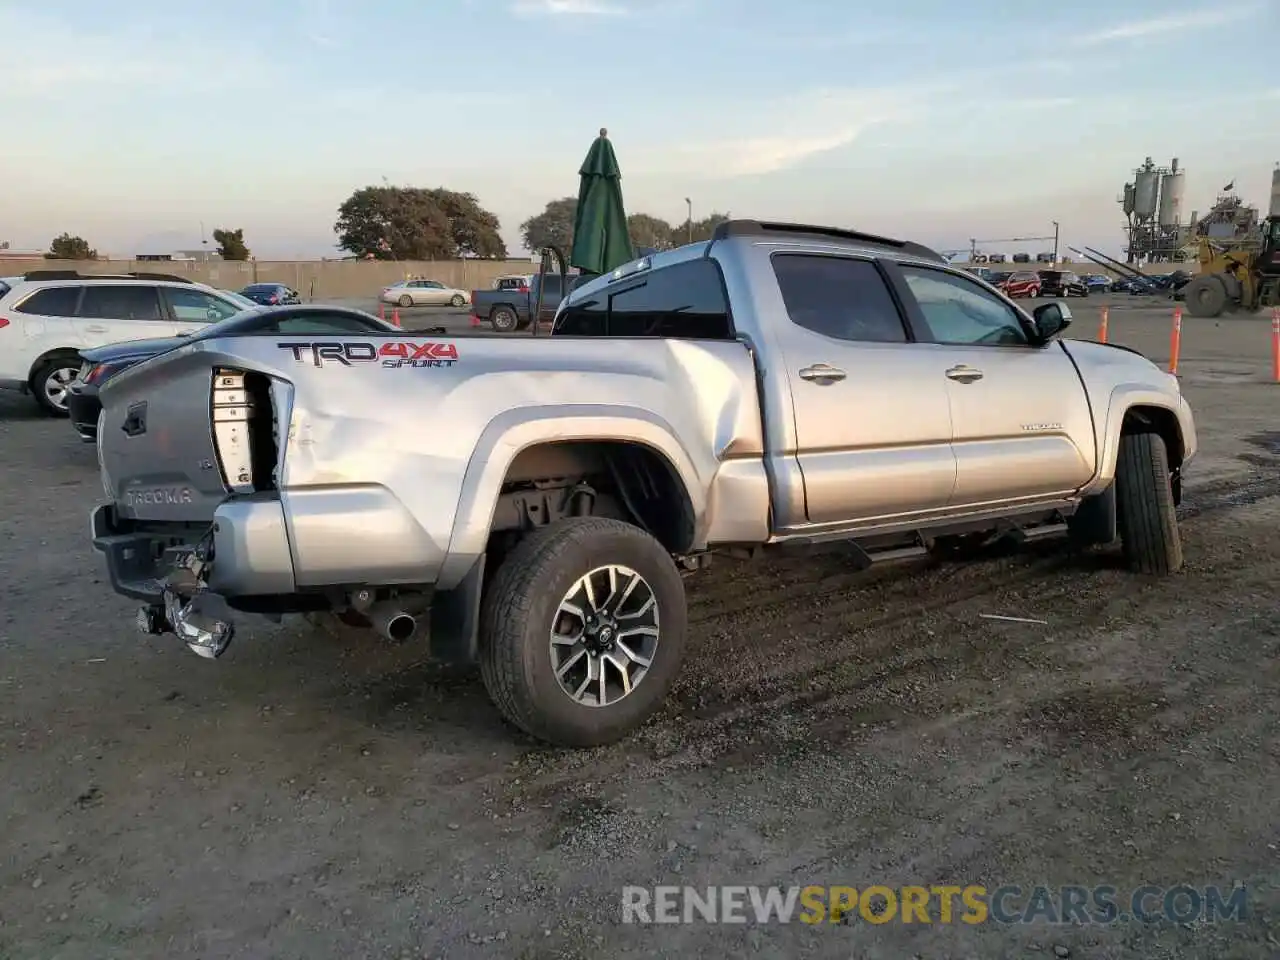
left=709, top=220, right=946, bottom=264
left=20, top=269, right=195, bottom=284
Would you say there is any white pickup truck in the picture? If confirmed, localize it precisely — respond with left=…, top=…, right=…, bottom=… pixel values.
left=90, top=220, right=1196, bottom=747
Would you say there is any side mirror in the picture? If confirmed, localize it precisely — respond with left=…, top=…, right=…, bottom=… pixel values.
left=1033, top=302, right=1072, bottom=341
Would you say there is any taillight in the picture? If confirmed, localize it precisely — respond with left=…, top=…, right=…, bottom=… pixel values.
left=211, top=368, right=278, bottom=493
left=268, top=295, right=279, bottom=304
left=85, top=363, right=110, bottom=385
left=0, top=317, right=9, bottom=329
left=519, top=285, right=529, bottom=293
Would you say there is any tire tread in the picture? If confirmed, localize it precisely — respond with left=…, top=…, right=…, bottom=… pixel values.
left=1115, top=431, right=1182, bottom=575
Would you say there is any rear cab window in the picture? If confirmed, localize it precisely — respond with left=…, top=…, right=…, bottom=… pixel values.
left=771, top=254, right=908, bottom=342
left=553, top=258, right=734, bottom=339
left=14, top=285, right=82, bottom=317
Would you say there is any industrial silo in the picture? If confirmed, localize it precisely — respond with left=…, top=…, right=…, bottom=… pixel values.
left=1134, top=167, right=1159, bottom=218
left=1158, top=161, right=1185, bottom=227
left=1270, top=166, right=1280, bottom=218
left=1122, top=183, right=1136, bottom=215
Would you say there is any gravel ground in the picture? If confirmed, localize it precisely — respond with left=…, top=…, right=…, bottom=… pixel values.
left=1, top=296, right=1278, bottom=959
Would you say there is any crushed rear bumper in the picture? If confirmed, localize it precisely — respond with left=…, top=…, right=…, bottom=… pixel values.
left=90, top=498, right=296, bottom=604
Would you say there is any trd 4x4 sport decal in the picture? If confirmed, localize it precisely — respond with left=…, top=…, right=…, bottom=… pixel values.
left=278, top=341, right=459, bottom=368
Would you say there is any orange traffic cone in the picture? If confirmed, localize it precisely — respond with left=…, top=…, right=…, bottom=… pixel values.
left=392, top=308, right=401, bottom=328
left=379, top=303, right=386, bottom=320
left=469, top=312, right=481, bottom=327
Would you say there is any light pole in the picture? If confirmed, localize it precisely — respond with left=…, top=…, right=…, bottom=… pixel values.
left=685, top=197, right=692, bottom=244
left=1052, top=221, right=1060, bottom=264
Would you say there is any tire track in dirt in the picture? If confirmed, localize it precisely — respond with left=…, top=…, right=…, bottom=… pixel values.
left=510, top=473, right=1280, bottom=808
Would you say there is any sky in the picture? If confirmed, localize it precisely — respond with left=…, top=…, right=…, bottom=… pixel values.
left=3, top=0, right=1280, bottom=259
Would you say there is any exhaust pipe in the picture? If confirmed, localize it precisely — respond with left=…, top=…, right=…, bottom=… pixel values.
left=368, top=602, right=417, bottom=643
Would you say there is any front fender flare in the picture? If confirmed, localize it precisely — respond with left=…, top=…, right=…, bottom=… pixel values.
left=435, top=404, right=706, bottom=588
left=1083, top=384, right=1185, bottom=494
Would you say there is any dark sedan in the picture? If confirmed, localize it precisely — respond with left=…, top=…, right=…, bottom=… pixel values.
left=1037, top=270, right=1089, bottom=298
left=66, top=305, right=401, bottom=442
left=240, top=282, right=302, bottom=306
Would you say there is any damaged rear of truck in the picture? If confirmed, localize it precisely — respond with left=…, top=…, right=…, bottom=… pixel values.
left=90, top=298, right=768, bottom=746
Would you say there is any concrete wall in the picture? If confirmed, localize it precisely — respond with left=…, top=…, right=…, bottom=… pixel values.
left=0, top=258, right=533, bottom=299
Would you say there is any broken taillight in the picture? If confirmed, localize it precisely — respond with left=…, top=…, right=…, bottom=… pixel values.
left=0, top=318, right=9, bottom=329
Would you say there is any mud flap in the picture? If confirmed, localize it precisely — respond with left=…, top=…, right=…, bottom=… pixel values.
left=429, top=555, right=485, bottom=664
left=1070, top=481, right=1117, bottom=546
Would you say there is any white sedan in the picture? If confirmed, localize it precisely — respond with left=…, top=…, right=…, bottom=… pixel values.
left=380, top=279, right=471, bottom=308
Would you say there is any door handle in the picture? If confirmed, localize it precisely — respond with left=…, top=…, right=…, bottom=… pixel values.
left=799, top=363, right=846, bottom=384
left=945, top=365, right=984, bottom=383
left=84, top=325, right=108, bottom=333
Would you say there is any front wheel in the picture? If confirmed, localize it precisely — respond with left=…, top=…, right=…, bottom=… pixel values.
left=31, top=358, right=80, bottom=417
left=398, top=294, right=413, bottom=308
left=479, top=518, right=688, bottom=747
left=450, top=294, right=466, bottom=308
left=1115, top=431, right=1183, bottom=575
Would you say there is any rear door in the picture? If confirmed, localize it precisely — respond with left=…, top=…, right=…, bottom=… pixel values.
left=770, top=253, right=957, bottom=527
left=891, top=263, right=1095, bottom=507
left=76, top=285, right=172, bottom=344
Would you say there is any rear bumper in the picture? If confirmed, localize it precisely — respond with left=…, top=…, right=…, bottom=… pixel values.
left=91, top=497, right=296, bottom=604
left=66, top=388, right=101, bottom=442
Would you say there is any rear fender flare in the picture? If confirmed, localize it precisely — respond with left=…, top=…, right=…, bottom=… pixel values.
left=436, top=404, right=705, bottom=588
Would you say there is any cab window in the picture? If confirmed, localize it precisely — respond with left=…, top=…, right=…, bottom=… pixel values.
left=899, top=266, right=1030, bottom=346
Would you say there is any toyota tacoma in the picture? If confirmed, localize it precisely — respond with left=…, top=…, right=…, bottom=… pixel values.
left=89, top=220, right=1196, bottom=747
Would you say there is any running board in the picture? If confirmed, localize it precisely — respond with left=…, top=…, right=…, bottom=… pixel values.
left=1007, top=521, right=1070, bottom=543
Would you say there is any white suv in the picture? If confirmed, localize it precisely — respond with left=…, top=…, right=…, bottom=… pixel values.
left=0, top=271, right=248, bottom=415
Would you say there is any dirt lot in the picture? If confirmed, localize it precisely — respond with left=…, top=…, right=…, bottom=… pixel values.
left=2, top=296, right=1278, bottom=959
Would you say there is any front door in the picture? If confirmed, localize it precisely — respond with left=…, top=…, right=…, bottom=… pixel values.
left=161, top=286, right=243, bottom=335
left=894, top=264, right=1096, bottom=507
left=770, top=253, right=957, bottom=528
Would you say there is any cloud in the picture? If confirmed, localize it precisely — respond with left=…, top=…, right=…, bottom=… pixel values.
left=510, top=0, right=628, bottom=15
left=1075, top=3, right=1258, bottom=44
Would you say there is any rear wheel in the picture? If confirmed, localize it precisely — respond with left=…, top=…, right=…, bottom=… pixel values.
left=450, top=294, right=466, bottom=307
left=479, top=518, right=688, bottom=747
left=1115, top=431, right=1182, bottom=575
left=31, top=357, right=80, bottom=417
left=490, top=306, right=519, bottom=333
left=1180, top=274, right=1227, bottom=318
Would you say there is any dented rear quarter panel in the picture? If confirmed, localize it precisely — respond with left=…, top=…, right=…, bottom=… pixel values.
left=98, top=333, right=769, bottom=590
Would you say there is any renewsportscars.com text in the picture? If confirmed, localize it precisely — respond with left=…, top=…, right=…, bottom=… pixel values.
left=621, top=884, right=1249, bottom=925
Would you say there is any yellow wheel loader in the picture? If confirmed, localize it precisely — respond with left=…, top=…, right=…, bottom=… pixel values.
left=1180, top=217, right=1280, bottom=318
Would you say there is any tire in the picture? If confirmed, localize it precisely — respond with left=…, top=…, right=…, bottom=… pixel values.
left=1180, top=274, right=1227, bottom=318
left=398, top=294, right=413, bottom=308
left=490, top=306, right=519, bottom=333
left=450, top=294, right=466, bottom=308
left=31, top=357, right=80, bottom=417
left=478, top=517, right=688, bottom=747
left=1115, top=431, right=1182, bottom=575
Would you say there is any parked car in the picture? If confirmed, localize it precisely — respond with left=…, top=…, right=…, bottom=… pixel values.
left=89, top=219, right=1196, bottom=748
left=0, top=271, right=246, bottom=415
left=999, top=270, right=1043, bottom=298
left=65, top=305, right=399, bottom=443
left=988, top=253, right=1008, bottom=264
left=971, top=253, right=989, bottom=264
left=1035, top=252, right=1056, bottom=264
left=1037, top=270, right=1089, bottom=298
left=1012, top=253, right=1031, bottom=264
left=1083, top=274, right=1113, bottom=291
left=240, top=283, right=301, bottom=306
left=381, top=279, right=470, bottom=308
left=469, top=272, right=588, bottom=332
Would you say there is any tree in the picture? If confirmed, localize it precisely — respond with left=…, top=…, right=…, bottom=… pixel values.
left=627, top=213, right=676, bottom=251
left=46, top=233, right=97, bottom=260
left=424, top=189, right=506, bottom=258
left=335, top=186, right=505, bottom=260
left=683, top=211, right=730, bottom=244
left=520, top=197, right=578, bottom=254
left=213, top=228, right=250, bottom=261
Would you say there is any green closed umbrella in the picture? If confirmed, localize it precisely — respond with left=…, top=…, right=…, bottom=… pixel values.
left=569, top=128, right=635, bottom=276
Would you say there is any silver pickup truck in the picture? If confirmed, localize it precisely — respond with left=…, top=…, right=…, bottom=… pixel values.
left=90, top=220, right=1196, bottom=747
